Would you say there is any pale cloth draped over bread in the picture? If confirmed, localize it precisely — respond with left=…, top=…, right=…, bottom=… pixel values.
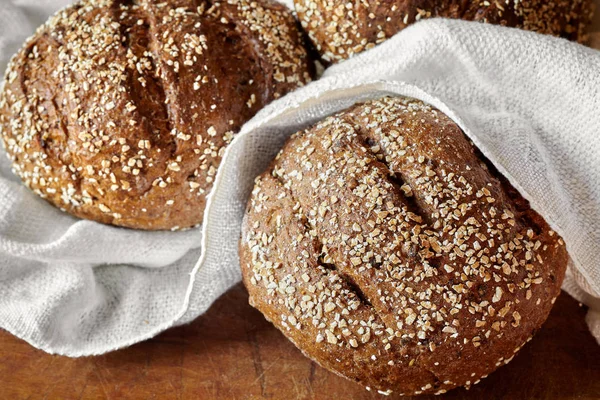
left=0, top=0, right=599, bottom=356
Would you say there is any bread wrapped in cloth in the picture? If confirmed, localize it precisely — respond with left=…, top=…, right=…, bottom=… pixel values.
left=239, top=96, right=567, bottom=395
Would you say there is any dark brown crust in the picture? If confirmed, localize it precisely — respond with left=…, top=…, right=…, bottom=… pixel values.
left=295, top=0, right=594, bottom=63
left=0, top=0, right=313, bottom=230
left=239, top=96, right=568, bottom=395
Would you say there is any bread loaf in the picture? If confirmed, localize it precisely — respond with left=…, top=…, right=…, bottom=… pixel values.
left=239, top=96, right=568, bottom=395
left=0, top=0, right=313, bottom=230
left=295, top=0, right=594, bottom=63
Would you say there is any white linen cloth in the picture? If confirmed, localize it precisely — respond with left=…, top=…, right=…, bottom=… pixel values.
left=1, top=0, right=599, bottom=356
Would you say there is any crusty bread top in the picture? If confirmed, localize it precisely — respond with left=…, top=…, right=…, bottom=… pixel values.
left=0, top=0, right=313, bottom=230
left=239, top=96, right=568, bottom=395
left=295, top=0, right=594, bottom=63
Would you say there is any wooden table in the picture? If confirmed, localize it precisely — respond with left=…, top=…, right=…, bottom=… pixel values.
left=1, top=285, right=599, bottom=400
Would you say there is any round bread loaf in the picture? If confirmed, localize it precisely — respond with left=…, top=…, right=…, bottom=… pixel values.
left=295, top=0, right=594, bottom=63
left=239, top=96, right=568, bottom=395
left=0, top=0, right=313, bottom=230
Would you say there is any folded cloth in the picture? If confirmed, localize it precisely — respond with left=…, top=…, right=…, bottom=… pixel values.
left=1, top=1, right=599, bottom=356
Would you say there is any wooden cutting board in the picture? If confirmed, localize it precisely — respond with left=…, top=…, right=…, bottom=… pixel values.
left=0, top=285, right=599, bottom=399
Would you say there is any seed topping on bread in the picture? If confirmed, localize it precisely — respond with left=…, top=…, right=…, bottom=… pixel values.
left=240, top=97, right=567, bottom=395
left=0, top=0, right=312, bottom=229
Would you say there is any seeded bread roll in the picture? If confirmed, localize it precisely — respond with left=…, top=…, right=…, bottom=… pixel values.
left=0, top=0, right=313, bottom=230
left=295, top=0, right=594, bottom=63
left=239, top=97, right=568, bottom=395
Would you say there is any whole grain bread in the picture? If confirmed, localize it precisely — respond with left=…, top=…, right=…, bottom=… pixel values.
left=239, top=96, right=568, bottom=395
left=0, top=0, right=313, bottom=230
left=295, top=0, right=594, bottom=63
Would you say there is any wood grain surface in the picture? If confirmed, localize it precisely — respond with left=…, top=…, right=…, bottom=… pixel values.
left=0, top=285, right=599, bottom=400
